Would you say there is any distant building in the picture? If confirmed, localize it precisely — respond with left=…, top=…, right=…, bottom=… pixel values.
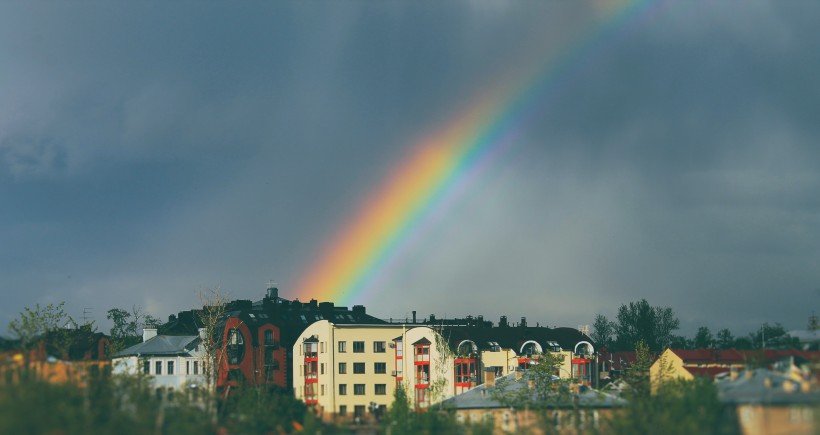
left=111, top=328, right=206, bottom=390
left=717, top=368, right=820, bottom=435
left=650, top=348, right=820, bottom=389
left=441, top=369, right=626, bottom=434
left=292, top=317, right=596, bottom=422
left=155, top=285, right=387, bottom=391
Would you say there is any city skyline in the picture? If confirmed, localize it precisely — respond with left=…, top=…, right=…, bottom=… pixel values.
left=2, top=1, right=820, bottom=336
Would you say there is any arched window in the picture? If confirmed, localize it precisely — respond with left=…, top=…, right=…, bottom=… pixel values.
left=227, top=328, right=245, bottom=365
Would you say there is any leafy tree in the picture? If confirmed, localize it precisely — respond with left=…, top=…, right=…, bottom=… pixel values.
left=591, top=314, right=614, bottom=349
left=749, top=322, right=796, bottom=349
left=106, top=305, right=160, bottom=353
left=669, top=335, right=690, bottom=349
left=221, top=386, right=309, bottom=434
left=716, top=328, right=734, bottom=349
left=613, top=299, right=679, bottom=351
left=693, top=326, right=715, bottom=349
left=382, top=384, right=460, bottom=435
left=7, top=302, right=75, bottom=362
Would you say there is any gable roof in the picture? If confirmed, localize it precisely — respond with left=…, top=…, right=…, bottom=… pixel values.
left=441, top=370, right=626, bottom=410
left=113, top=335, right=200, bottom=358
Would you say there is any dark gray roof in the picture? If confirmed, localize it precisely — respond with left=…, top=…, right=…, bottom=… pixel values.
left=717, top=368, right=820, bottom=405
left=441, top=371, right=627, bottom=410
left=112, top=335, right=199, bottom=358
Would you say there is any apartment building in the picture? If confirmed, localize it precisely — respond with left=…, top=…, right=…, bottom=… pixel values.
left=293, top=317, right=596, bottom=422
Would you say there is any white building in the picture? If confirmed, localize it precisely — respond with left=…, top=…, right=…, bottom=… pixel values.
left=112, top=328, right=207, bottom=390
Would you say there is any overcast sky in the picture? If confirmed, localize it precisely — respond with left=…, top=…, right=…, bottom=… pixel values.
left=2, top=1, right=819, bottom=338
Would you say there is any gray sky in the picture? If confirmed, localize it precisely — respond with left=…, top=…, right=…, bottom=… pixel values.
left=2, top=1, right=819, bottom=338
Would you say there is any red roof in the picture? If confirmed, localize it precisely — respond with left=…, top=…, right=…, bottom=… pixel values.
left=670, top=348, right=820, bottom=365
left=682, top=366, right=732, bottom=379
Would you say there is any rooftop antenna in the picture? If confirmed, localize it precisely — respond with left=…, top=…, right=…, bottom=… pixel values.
left=82, top=308, right=92, bottom=325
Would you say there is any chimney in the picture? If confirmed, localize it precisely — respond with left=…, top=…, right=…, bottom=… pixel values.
left=499, top=316, right=508, bottom=328
left=266, top=286, right=278, bottom=300
left=198, top=328, right=207, bottom=340
left=412, top=311, right=417, bottom=324
left=520, top=317, right=527, bottom=328
left=484, top=368, right=497, bottom=388
left=143, top=328, right=157, bottom=342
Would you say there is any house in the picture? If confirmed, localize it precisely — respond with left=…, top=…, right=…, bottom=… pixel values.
left=155, top=285, right=388, bottom=392
left=717, top=368, right=820, bottom=435
left=650, top=348, right=820, bottom=388
left=111, top=328, right=206, bottom=391
left=440, top=369, right=626, bottom=434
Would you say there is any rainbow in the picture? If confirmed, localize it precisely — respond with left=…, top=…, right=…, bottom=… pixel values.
left=294, top=0, right=659, bottom=306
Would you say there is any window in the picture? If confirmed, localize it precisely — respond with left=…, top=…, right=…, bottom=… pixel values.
left=338, top=341, right=347, bottom=353
left=305, top=361, right=318, bottom=379
left=320, top=363, right=325, bottom=375
left=354, top=384, right=365, bottom=395
left=186, top=361, right=190, bottom=375
left=353, top=362, right=365, bottom=374
left=193, top=361, right=199, bottom=375
left=143, top=360, right=150, bottom=375
left=264, top=330, right=274, bottom=346
left=373, top=341, right=386, bottom=353
left=321, top=384, right=325, bottom=396
left=321, top=342, right=326, bottom=353
left=354, top=405, right=366, bottom=417
left=339, top=384, right=347, bottom=395
left=416, top=364, right=429, bottom=384
left=375, top=384, right=387, bottom=395
left=339, top=362, right=347, bottom=374
left=167, top=361, right=174, bottom=375
left=227, top=328, right=245, bottom=365
left=339, top=405, right=347, bottom=416
left=374, top=362, right=387, bottom=374
left=353, top=341, right=365, bottom=353
left=155, top=361, right=162, bottom=375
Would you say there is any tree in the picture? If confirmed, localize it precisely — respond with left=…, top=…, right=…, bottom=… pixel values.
left=591, top=314, right=614, bottom=349
left=106, top=305, right=160, bottom=353
left=716, top=329, right=734, bottom=349
left=693, top=326, right=715, bottom=349
left=613, top=299, right=680, bottom=351
left=197, top=287, right=229, bottom=393
left=8, top=302, right=74, bottom=362
left=749, top=322, right=796, bottom=349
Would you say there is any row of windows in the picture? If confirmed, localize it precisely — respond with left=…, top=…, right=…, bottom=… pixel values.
left=338, top=383, right=387, bottom=396
left=337, top=362, right=387, bottom=374
left=337, top=341, right=387, bottom=353
left=142, top=359, right=200, bottom=376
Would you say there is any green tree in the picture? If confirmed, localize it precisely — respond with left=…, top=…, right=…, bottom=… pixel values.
left=693, top=326, right=715, bottom=349
left=591, top=314, right=614, bottom=349
left=7, top=302, right=74, bottom=362
left=613, top=299, right=680, bottom=351
left=716, top=328, right=734, bottom=349
left=106, top=305, right=160, bottom=353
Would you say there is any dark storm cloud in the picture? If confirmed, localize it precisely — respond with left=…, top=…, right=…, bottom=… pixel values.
left=1, top=1, right=818, bottom=337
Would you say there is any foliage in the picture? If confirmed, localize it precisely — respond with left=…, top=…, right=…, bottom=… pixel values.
left=0, top=360, right=326, bottom=435
left=382, top=385, right=462, bottom=435
left=8, top=302, right=70, bottom=352
left=606, top=377, right=736, bottom=435
left=106, top=305, right=158, bottom=353
left=716, top=328, right=734, bottom=349
left=748, top=322, right=797, bottom=349
left=220, top=385, right=308, bottom=434
left=591, top=314, right=614, bottom=349
left=613, top=299, right=679, bottom=351
left=694, top=326, right=715, bottom=349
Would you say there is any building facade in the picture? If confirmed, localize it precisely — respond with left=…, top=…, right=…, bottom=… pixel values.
left=293, top=318, right=596, bottom=422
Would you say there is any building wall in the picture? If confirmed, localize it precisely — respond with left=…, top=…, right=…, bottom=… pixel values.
left=293, top=321, right=404, bottom=421
left=735, top=404, right=816, bottom=435
left=113, top=355, right=206, bottom=389
left=453, top=407, right=615, bottom=435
